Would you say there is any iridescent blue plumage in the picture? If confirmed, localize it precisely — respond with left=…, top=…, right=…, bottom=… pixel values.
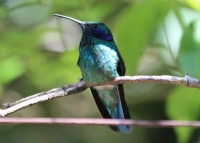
left=54, top=14, right=132, bottom=133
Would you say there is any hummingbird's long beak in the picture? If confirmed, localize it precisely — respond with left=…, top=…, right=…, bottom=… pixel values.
left=53, top=14, right=84, bottom=27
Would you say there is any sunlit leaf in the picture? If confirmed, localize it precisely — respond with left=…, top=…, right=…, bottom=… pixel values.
left=180, top=0, right=200, bottom=12
left=0, top=56, right=26, bottom=84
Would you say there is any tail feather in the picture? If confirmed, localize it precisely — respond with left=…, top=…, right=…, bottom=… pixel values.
left=107, top=102, right=131, bottom=132
left=90, top=86, right=132, bottom=133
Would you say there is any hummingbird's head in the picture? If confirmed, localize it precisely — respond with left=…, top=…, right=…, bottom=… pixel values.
left=82, top=22, right=113, bottom=41
left=54, top=14, right=114, bottom=41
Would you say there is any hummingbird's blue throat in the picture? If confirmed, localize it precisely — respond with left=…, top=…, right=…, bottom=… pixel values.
left=92, top=28, right=113, bottom=41
left=93, top=34, right=113, bottom=41
left=104, top=35, right=113, bottom=41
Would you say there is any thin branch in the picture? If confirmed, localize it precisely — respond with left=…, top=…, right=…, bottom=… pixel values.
left=1, top=118, right=200, bottom=128
left=0, top=75, right=200, bottom=117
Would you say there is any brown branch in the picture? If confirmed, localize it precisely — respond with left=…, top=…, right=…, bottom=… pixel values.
left=0, top=75, right=200, bottom=117
left=0, top=118, right=200, bottom=128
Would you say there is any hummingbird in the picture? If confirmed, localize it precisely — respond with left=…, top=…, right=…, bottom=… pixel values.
left=54, top=14, right=132, bottom=133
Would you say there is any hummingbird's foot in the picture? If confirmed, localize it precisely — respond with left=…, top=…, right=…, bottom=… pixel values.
left=2, top=103, right=13, bottom=109
left=78, top=78, right=83, bottom=82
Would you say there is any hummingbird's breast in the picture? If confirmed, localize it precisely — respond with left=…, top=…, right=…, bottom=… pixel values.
left=78, top=43, right=119, bottom=84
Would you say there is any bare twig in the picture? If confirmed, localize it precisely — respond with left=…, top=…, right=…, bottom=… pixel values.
left=0, top=75, right=200, bottom=117
left=0, top=118, right=200, bottom=128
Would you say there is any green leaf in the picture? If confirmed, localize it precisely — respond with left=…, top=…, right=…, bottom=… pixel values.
left=9, top=3, right=52, bottom=28
left=166, top=87, right=200, bottom=143
left=0, top=56, right=26, bottom=84
left=178, top=22, right=200, bottom=77
left=116, top=0, right=170, bottom=74
left=180, top=0, right=200, bottom=12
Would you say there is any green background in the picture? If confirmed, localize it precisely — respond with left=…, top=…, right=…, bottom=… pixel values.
left=1, top=0, right=200, bottom=143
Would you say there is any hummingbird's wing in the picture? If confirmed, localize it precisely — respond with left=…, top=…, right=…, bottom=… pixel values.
left=90, top=56, right=131, bottom=132
left=116, top=53, right=126, bottom=76
left=116, top=55, right=131, bottom=121
left=90, top=88, right=119, bottom=132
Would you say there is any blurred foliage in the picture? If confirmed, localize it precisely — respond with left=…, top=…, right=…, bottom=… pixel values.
left=1, top=0, right=200, bottom=143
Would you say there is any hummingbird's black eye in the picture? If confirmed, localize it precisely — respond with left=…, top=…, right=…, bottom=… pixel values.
left=92, top=24, right=97, bottom=28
